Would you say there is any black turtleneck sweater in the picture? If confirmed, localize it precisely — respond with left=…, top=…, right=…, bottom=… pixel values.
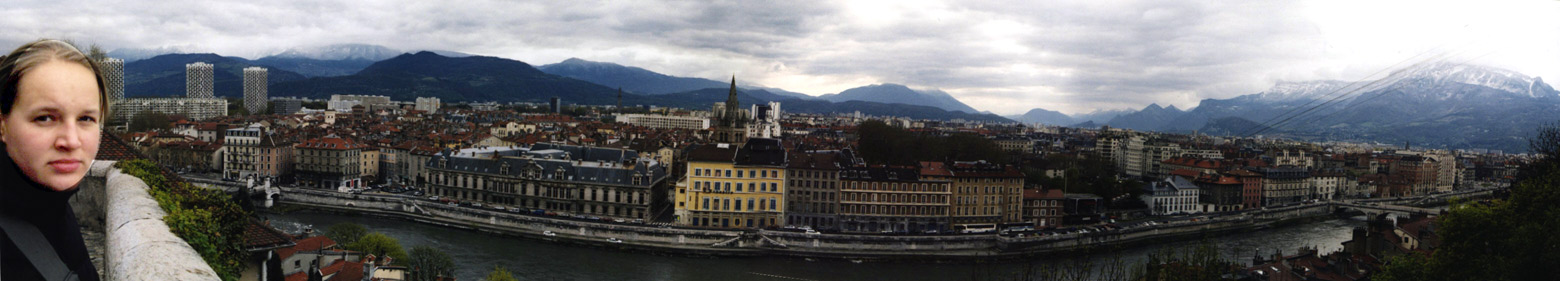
left=0, top=144, right=100, bottom=281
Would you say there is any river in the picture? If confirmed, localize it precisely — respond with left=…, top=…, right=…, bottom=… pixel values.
left=266, top=211, right=1368, bottom=281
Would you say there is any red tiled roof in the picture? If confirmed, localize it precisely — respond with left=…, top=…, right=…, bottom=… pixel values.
left=96, top=133, right=148, bottom=161
left=243, top=220, right=296, bottom=250
left=327, top=260, right=365, bottom=281
left=277, top=236, right=338, bottom=261
left=1170, top=169, right=1201, bottom=179
left=297, top=136, right=368, bottom=150
left=1023, top=188, right=1064, bottom=199
left=918, top=161, right=952, bottom=177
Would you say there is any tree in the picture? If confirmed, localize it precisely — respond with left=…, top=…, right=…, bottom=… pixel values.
left=87, top=44, right=107, bottom=62
left=324, top=222, right=367, bottom=247
left=1373, top=121, right=1560, bottom=281
left=485, top=265, right=518, bottom=281
left=347, top=232, right=408, bottom=263
left=228, top=97, right=250, bottom=116
left=129, top=110, right=172, bottom=132
left=407, top=245, right=454, bottom=281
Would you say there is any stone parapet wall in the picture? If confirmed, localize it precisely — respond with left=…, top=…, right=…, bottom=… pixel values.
left=85, top=161, right=221, bottom=281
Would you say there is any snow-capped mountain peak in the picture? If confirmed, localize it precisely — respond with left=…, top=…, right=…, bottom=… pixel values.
left=273, top=44, right=401, bottom=61
left=1397, top=62, right=1547, bottom=98
left=1251, top=80, right=1350, bottom=102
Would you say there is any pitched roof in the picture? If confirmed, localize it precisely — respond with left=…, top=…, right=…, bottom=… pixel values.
left=734, top=138, right=786, bottom=167
left=96, top=133, right=149, bottom=161
left=243, top=220, right=296, bottom=251
left=297, top=136, right=368, bottom=150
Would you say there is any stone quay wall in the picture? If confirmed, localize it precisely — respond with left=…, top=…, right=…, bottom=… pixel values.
left=271, top=187, right=1336, bottom=261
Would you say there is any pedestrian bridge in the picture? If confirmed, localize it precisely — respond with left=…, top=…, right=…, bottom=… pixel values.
left=1330, top=201, right=1439, bottom=216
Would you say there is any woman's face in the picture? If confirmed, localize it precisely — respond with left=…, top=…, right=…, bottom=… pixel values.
left=2, top=60, right=101, bottom=191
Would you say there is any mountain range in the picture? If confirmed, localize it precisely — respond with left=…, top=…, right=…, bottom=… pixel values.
left=816, top=84, right=981, bottom=113
left=117, top=49, right=1012, bottom=122
left=1015, top=62, right=1559, bottom=152
left=537, top=58, right=812, bottom=101
left=123, top=53, right=308, bottom=98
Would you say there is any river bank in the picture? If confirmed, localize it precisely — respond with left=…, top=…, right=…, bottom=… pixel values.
left=266, top=187, right=1342, bottom=262
left=265, top=210, right=1368, bottom=281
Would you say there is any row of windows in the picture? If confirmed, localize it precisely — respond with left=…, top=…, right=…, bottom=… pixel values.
left=788, top=179, right=837, bottom=190
left=692, top=168, right=781, bottom=179
left=699, top=197, right=780, bottom=212
left=842, top=192, right=947, bottom=204
left=691, top=181, right=780, bottom=193
left=841, top=204, right=946, bottom=216
left=956, top=185, right=1018, bottom=194
left=436, top=172, right=646, bottom=204
left=843, top=181, right=947, bottom=192
left=788, top=170, right=836, bottom=179
left=689, top=216, right=775, bottom=228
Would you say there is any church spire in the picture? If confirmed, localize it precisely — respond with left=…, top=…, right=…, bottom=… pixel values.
left=727, top=75, right=738, bottom=106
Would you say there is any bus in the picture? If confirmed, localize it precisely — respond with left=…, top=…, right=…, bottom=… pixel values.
left=955, top=223, right=997, bottom=234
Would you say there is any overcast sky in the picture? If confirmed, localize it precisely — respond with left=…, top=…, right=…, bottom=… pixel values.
left=4, top=0, right=1557, bottom=115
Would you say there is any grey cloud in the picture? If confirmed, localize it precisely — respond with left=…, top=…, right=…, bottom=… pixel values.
left=5, top=0, right=1534, bottom=115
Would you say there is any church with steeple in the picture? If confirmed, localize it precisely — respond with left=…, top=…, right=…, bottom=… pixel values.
left=711, top=76, right=750, bottom=144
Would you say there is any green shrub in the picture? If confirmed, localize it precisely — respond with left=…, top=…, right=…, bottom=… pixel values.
left=117, top=160, right=249, bottom=281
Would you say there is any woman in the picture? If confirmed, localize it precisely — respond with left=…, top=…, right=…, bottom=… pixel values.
left=0, top=39, right=108, bottom=281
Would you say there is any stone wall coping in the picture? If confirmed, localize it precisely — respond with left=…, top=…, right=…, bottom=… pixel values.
left=99, top=161, right=221, bottom=281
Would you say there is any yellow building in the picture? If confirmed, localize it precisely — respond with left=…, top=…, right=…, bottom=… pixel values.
left=676, top=138, right=787, bottom=228
left=921, top=161, right=1026, bottom=227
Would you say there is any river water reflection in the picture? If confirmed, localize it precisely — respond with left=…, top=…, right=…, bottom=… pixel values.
left=267, top=211, right=1366, bottom=281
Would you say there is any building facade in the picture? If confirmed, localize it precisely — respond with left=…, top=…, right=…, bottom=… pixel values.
left=676, top=138, right=787, bottom=228
left=424, top=143, right=669, bottom=220
left=415, top=97, right=441, bottom=112
left=295, top=135, right=366, bottom=189
left=99, top=58, right=124, bottom=111
left=271, top=98, right=303, bottom=115
left=186, top=62, right=213, bottom=98
left=785, top=150, right=844, bottom=230
left=921, top=161, right=1025, bottom=227
left=114, top=98, right=228, bottom=122
left=1022, top=188, right=1064, bottom=228
left=838, top=166, right=951, bottom=233
left=243, top=67, right=267, bottom=114
left=222, top=123, right=293, bottom=181
left=1142, top=176, right=1201, bottom=215
left=329, top=95, right=393, bottom=112
left=1259, top=166, right=1311, bottom=205
left=616, top=114, right=711, bottom=130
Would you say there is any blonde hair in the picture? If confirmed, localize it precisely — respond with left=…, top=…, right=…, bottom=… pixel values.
left=0, top=39, right=110, bottom=122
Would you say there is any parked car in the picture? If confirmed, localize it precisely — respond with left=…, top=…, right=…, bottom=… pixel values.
left=607, top=238, right=623, bottom=243
left=543, top=231, right=556, bottom=237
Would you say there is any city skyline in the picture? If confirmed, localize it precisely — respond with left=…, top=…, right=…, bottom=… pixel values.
left=3, top=0, right=1557, bottom=115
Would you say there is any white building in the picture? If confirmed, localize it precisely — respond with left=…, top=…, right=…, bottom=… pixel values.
left=415, top=97, right=441, bottom=112
left=1142, top=176, right=1201, bottom=216
left=99, top=58, right=124, bottom=106
left=115, top=98, right=228, bottom=122
left=616, top=113, right=711, bottom=130
left=1309, top=173, right=1345, bottom=201
left=243, top=67, right=268, bottom=115
left=186, top=62, right=213, bottom=99
left=328, top=94, right=392, bottom=111
left=747, top=101, right=782, bottom=139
